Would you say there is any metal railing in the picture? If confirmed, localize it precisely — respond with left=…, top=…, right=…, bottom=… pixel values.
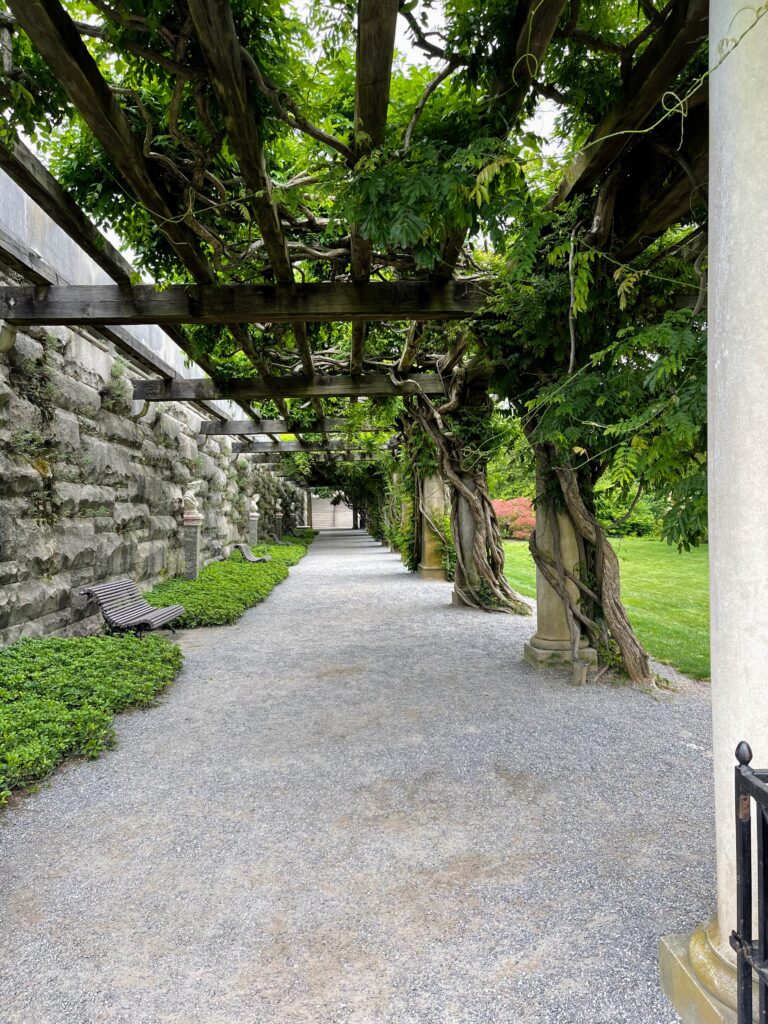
left=731, top=741, right=768, bottom=1023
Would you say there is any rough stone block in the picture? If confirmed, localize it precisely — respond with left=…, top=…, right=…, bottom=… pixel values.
left=0, top=577, right=72, bottom=630
left=0, top=560, right=20, bottom=585
left=63, top=334, right=112, bottom=386
left=137, top=540, right=169, bottom=579
left=0, top=453, right=46, bottom=495
left=56, top=481, right=115, bottom=517
left=48, top=368, right=101, bottom=417
left=79, top=436, right=133, bottom=486
left=149, top=515, right=178, bottom=542
left=97, top=411, right=144, bottom=449
left=53, top=408, right=81, bottom=451
left=113, top=501, right=150, bottom=531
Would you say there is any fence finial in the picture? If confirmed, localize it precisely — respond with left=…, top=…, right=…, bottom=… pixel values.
left=735, top=740, right=753, bottom=766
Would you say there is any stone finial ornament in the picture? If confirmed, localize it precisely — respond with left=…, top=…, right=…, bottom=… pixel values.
left=183, top=488, right=203, bottom=526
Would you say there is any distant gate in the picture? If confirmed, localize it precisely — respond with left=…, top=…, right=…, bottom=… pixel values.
left=311, top=498, right=353, bottom=530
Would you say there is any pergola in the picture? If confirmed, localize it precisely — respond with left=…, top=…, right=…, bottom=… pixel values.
left=0, top=1, right=765, bottom=1021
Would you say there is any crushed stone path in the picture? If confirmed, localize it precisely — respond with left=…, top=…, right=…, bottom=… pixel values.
left=0, top=530, right=715, bottom=1024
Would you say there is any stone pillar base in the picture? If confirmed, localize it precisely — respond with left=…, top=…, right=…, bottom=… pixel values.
left=418, top=563, right=446, bottom=581
left=248, top=514, right=260, bottom=547
left=523, top=638, right=598, bottom=668
left=183, top=513, right=203, bottom=580
left=659, top=920, right=755, bottom=1024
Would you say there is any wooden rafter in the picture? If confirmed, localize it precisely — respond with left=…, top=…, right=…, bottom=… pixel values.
left=550, top=0, right=708, bottom=207
left=7, top=0, right=214, bottom=283
left=186, top=0, right=316, bottom=386
left=2, top=6, right=269, bottom=421
left=133, top=373, right=446, bottom=403
left=0, top=281, right=484, bottom=326
left=349, top=0, right=399, bottom=376
left=432, top=0, right=568, bottom=283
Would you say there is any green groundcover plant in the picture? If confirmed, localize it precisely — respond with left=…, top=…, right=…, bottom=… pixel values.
left=145, top=538, right=312, bottom=628
left=0, top=634, right=182, bottom=804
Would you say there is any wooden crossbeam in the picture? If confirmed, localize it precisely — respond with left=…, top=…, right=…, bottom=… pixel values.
left=0, top=281, right=483, bottom=326
left=232, top=441, right=374, bottom=453
left=134, top=372, right=445, bottom=403
left=236, top=451, right=376, bottom=463
left=199, top=418, right=389, bottom=435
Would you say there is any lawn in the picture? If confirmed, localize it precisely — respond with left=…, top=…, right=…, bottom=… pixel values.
left=503, top=537, right=710, bottom=679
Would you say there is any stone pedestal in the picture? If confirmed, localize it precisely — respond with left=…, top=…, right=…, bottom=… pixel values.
left=274, top=512, right=283, bottom=541
left=417, top=474, right=447, bottom=581
left=183, top=510, right=203, bottom=580
left=660, top=6, right=768, bottom=1021
left=305, top=489, right=313, bottom=529
left=523, top=490, right=596, bottom=669
left=248, top=511, right=260, bottom=547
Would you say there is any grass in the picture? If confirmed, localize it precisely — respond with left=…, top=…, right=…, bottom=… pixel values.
left=503, top=537, right=710, bottom=679
left=0, top=634, right=182, bottom=805
left=145, top=536, right=312, bottom=628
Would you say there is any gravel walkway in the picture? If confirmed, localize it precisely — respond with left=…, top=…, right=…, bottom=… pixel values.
left=0, top=530, right=715, bottom=1024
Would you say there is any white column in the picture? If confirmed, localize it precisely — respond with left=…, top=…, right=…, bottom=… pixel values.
left=660, top=9, right=768, bottom=1020
left=709, top=0, right=768, bottom=944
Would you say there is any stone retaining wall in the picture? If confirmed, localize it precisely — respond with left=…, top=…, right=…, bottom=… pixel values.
left=0, top=316, right=304, bottom=647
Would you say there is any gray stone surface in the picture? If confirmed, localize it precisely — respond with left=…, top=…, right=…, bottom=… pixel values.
left=0, top=531, right=715, bottom=1023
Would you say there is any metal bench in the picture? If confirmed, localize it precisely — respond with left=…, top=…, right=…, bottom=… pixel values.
left=233, top=544, right=272, bottom=564
left=84, top=578, right=184, bottom=634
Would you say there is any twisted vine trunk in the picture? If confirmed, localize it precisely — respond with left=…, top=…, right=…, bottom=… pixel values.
left=405, top=369, right=530, bottom=615
left=529, top=442, right=652, bottom=684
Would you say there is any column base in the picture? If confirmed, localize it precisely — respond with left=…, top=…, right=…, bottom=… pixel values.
left=660, top=919, right=756, bottom=1024
left=523, top=639, right=598, bottom=668
left=418, top=564, right=447, bottom=581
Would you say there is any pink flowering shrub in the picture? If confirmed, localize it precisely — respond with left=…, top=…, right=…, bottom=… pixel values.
left=492, top=498, right=536, bottom=540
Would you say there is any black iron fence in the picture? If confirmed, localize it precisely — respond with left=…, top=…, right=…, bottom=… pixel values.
left=731, top=741, right=768, bottom=1023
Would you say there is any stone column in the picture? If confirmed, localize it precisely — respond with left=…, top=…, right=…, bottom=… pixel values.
left=523, top=485, right=596, bottom=669
left=248, top=494, right=260, bottom=547
left=451, top=476, right=480, bottom=604
left=182, top=490, right=203, bottom=581
left=418, top=473, right=447, bottom=581
left=274, top=499, right=283, bottom=541
left=659, top=7, right=768, bottom=1021
left=352, top=506, right=359, bottom=530
left=305, top=489, right=313, bottom=529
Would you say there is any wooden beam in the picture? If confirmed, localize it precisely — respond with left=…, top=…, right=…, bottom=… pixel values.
left=0, top=281, right=484, bottom=326
left=0, top=138, right=133, bottom=285
left=236, top=451, right=376, bottom=463
left=187, top=0, right=317, bottom=393
left=7, top=0, right=215, bottom=283
left=550, top=0, right=708, bottom=207
left=133, top=372, right=446, bottom=403
left=0, top=212, right=231, bottom=416
left=199, top=418, right=389, bottom=435
left=433, top=0, right=567, bottom=281
left=349, top=0, right=400, bottom=376
left=232, top=441, right=373, bottom=453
